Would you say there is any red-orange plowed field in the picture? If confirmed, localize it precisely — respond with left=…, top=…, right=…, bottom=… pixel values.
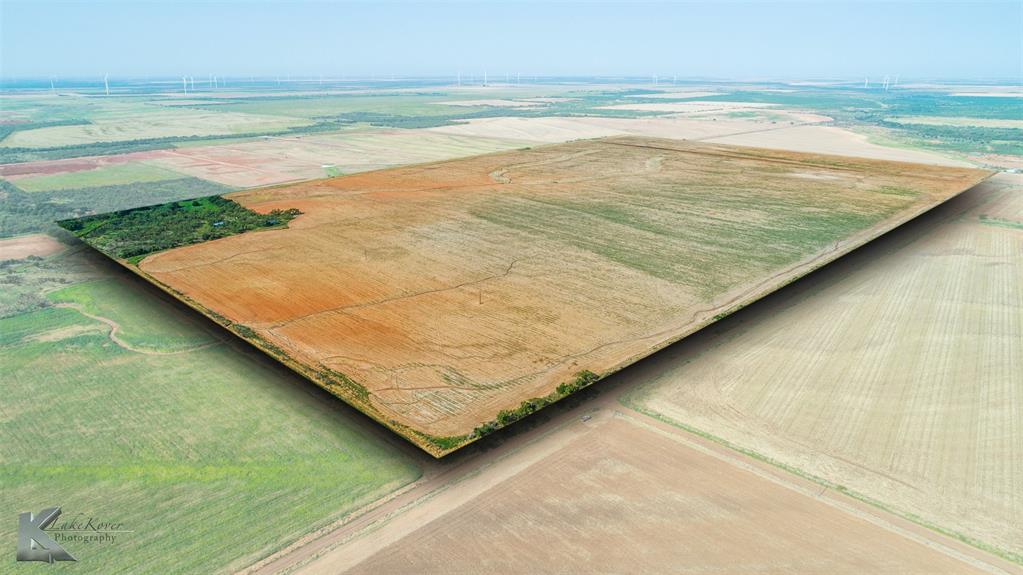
left=116, top=136, right=988, bottom=455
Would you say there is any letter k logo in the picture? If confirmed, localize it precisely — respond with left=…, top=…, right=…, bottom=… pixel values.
left=17, top=507, right=76, bottom=562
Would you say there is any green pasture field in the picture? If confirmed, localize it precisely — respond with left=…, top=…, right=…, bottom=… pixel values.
left=0, top=267, right=421, bottom=574
left=12, top=162, right=185, bottom=193
left=47, top=278, right=220, bottom=351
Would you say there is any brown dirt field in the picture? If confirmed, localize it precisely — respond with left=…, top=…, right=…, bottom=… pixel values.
left=0, top=233, right=64, bottom=260
left=125, top=136, right=990, bottom=455
left=318, top=416, right=994, bottom=575
left=0, top=154, right=138, bottom=178
left=139, top=130, right=529, bottom=187
left=629, top=173, right=1023, bottom=560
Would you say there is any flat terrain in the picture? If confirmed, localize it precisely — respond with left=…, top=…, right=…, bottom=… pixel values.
left=4, top=82, right=1020, bottom=571
left=0, top=255, right=420, bottom=574
left=706, top=124, right=973, bottom=166
left=292, top=413, right=1006, bottom=575
left=8, top=161, right=184, bottom=192
left=141, top=130, right=529, bottom=187
left=628, top=173, right=1023, bottom=561
left=71, top=136, right=991, bottom=454
left=1, top=104, right=312, bottom=148
left=0, top=233, right=63, bottom=260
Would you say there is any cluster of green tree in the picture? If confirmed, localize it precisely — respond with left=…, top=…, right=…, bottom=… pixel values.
left=58, top=195, right=300, bottom=261
left=472, top=370, right=601, bottom=438
left=0, top=119, right=350, bottom=164
left=0, top=177, right=235, bottom=238
left=0, top=118, right=91, bottom=143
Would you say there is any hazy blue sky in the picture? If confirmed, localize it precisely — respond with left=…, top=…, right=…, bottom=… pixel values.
left=2, top=1, right=1020, bottom=81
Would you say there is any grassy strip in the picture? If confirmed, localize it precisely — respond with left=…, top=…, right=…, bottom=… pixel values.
left=619, top=393, right=1023, bottom=566
left=979, top=215, right=1023, bottom=230
left=471, top=370, right=600, bottom=439
left=391, top=370, right=603, bottom=454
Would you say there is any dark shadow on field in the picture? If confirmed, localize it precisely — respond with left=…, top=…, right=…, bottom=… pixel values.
left=71, top=179, right=993, bottom=473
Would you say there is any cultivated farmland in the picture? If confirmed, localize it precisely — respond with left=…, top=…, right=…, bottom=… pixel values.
left=64, top=136, right=992, bottom=455
left=0, top=261, right=420, bottom=574
left=302, top=414, right=998, bottom=575
left=627, top=173, right=1023, bottom=561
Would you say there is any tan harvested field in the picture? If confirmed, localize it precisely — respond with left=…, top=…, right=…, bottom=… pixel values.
left=436, top=99, right=543, bottom=108
left=302, top=415, right=998, bottom=575
left=598, top=101, right=778, bottom=113
left=625, top=90, right=726, bottom=99
left=707, top=124, right=974, bottom=166
left=0, top=129, right=528, bottom=188
left=0, top=106, right=312, bottom=149
left=94, top=136, right=992, bottom=455
left=139, top=130, right=530, bottom=187
left=630, top=173, right=1023, bottom=561
left=425, top=114, right=826, bottom=144
left=0, top=233, right=63, bottom=260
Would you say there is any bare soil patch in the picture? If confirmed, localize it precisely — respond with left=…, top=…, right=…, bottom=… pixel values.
left=332, top=417, right=992, bottom=575
left=0, top=233, right=64, bottom=260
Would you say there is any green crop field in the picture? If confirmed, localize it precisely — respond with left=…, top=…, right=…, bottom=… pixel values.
left=0, top=266, right=420, bottom=574
left=47, top=278, right=221, bottom=351
left=12, top=163, right=185, bottom=193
